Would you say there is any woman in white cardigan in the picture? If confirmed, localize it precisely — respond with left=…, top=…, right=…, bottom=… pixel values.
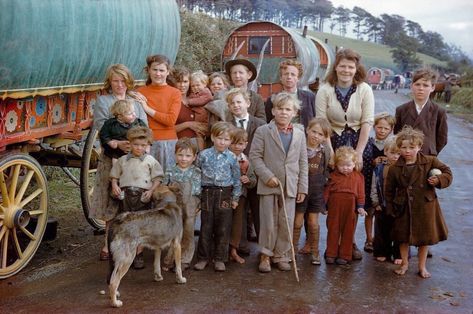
left=315, top=48, right=374, bottom=169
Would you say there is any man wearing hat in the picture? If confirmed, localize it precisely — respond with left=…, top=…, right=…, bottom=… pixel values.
left=225, top=58, right=266, bottom=121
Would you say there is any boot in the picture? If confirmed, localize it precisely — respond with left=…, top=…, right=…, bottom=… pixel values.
left=309, top=224, right=321, bottom=265
left=292, top=226, right=302, bottom=251
left=258, top=254, right=271, bottom=273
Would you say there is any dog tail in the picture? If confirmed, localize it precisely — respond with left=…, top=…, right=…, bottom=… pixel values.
left=107, top=225, right=115, bottom=285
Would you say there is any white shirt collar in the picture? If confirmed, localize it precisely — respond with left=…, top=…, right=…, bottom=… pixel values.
left=414, top=99, right=429, bottom=114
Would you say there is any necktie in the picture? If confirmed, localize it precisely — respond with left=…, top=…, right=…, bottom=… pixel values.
left=238, top=119, right=246, bottom=129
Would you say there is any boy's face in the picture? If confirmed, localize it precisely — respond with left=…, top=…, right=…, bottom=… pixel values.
left=130, top=138, right=148, bottom=157
left=191, top=79, right=206, bottom=94
left=211, top=131, right=232, bottom=152
left=229, top=140, right=248, bottom=156
left=228, top=94, right=250, bottom=118
left=230, top=65, right=252, bottom=88
left=411, top=78, right=435, bottom=103
left=210, top=77, right=226, bottom=94
left=119, top=107, right=136, bottom=124
left=272, top=103, right=296, bottom=128
left=306, top=124, right=325, bottom=147
left=385, top=149, right=401, bottom=163
left=175, top=148, right=196, bottom=169
left=280, top=65, right=300, bottom=91
left=337, top=158, right=356, bottom=176
left=374, top=118, right=392, bottom=140
left=399, top=139, right=421, bottom=163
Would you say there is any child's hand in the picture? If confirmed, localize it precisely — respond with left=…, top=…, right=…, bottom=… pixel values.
left=373, top=156, right=387, bottom=165
left=231, top=200, right=239, bottom=209
left=240, top=175, right=250, bottom=184
left=108, top=140, right=118, bottom=149
left=266, top=177, right=279, bottom=188
left=117, top=140, right=131, bottom=153
left=427, top=175, right=440, bottom=186
left=375, top=205, right=382, bottom=212
left=357, top=208, right=367, bottom=216
left=111, top=184, right=121, bottom=198
left=141, top=190, right=153, bottom=203
left=296, top=193, right=305, bottom=203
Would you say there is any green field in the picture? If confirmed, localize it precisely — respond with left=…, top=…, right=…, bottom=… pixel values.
left=308, top=30, right=447, bottom=73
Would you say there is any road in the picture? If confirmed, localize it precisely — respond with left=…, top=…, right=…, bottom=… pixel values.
left=1, top=90, right=472, bottom=313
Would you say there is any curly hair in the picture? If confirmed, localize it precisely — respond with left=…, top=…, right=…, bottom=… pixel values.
left=325, top=48, right=367, bottom=86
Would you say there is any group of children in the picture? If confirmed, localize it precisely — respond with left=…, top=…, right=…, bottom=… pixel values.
left=97, top=63, right=452, bottom=279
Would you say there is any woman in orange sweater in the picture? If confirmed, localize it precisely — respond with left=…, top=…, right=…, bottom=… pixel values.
left=136, top=54, right=182, bottom=171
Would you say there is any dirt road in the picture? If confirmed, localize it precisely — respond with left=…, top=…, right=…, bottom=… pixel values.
left=1, top=90, right=472, bottom=313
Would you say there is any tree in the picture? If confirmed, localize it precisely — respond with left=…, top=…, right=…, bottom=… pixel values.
left=391, top=34, right=421, bottom=72
left=405, top=20, right=423, bottom=39
left=332, top=6, right=351, bottom=37
left=380, top=14, right=406, bottom=46
left=363, top=15, right=382, bottom=43
left=351, top=6, right=371, bottom=40
left=419, top=31, right=449, bottom=60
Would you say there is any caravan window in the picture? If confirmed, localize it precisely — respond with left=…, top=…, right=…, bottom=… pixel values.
left=249, top=36, right=271, bottom=54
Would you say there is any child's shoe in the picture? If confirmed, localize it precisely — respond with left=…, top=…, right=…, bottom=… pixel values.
left=276, top=261, right=291, bottom=271
left=364, top=241, right=374, bottom=253
left=214, top=261, right=226, bottom=272
left=193, top=260, right=208, bottom=270
left=335, top=258, right=348, bottom=265
left=325, top=256, right=335, bottom=264
left=311, top=254, right=321, bottom=265
left=132, top=253, right=145, bottom=269
left=352, top=243, right=363, bottom=260
left=258, top=254, right=271, bottom=273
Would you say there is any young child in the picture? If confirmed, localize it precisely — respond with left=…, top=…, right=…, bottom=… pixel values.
left=163, top=138, right=201, bottom=270
left=209, top=72, right=230, bottom=96
left=362, top=112, right=396, bottom=253
left=371, top=138, right=401, bottom=264
left=228, top=128, right=257, bottom=264
left=109, top=126, right=164, bottom=268
left=293, top=117, right=332, bottom=266
left=385, top=126, right=452, bottom=278
left=99, top=99, right=147, bottom=160
left=324, top=146, right=367, bottom=265
left=250, top=92, right=308, bottom=273
left=186, top=70, right=213, bottom=150
left=224, top=58, right=266, bottom=121
left=394, top=68, right=448, bottom=157
left=194, top=122, right=242, bottom=272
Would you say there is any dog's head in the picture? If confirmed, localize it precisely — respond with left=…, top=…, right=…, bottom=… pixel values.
left=152, top=183, right=183, bottom=208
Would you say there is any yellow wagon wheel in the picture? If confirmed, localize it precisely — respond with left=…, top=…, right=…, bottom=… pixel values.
left=80, top=128, right=105, bottom=230
left=0, top=153, right=48, bottom=279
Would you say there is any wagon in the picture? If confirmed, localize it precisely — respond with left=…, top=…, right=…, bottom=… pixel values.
left=0, top=0, right=180, bottom=279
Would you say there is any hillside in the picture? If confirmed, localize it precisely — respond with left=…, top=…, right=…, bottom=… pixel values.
left=308, top=30, right=448, bottom=72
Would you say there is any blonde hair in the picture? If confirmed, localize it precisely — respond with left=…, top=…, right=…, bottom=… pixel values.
left=127, top=126, right=153, bottom=144
left=210, top=121, right=234, bottom=137
left=230, top=127, right=248, bottom=144
left=271, top=92, right=301, bottom=111
left=175, top=137, right=198, bottom=155
left=225, top=88, right=250, bottom=105
left=279, top=59, right=304, bottom=78
left=190, top=70, right=209, bottom=85
left=307, top=117, right=332, bottom=137
left=395, top=125, right=424, bottom=148
left=384, top=137, right=399, bottom=153
left=104, top=64, right=135, bottom=92
left=110, top=99, right=134, bottom=117
left=374, top=112, right=395, bottom=128
left=334, top=146, right=357, bottom=165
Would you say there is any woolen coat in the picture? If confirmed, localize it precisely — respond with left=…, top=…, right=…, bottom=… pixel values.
left=394, top=100, right=448, bottom=156
left=385, top=153, right=452, bottom=246
left=249, top=121, right=308, bottom=198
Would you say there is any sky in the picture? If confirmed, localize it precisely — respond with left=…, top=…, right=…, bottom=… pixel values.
left=330, top=0, right=473, bottom=58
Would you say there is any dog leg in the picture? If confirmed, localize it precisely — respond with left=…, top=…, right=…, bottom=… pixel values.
left=109, top=258, right=133, bottom=308
left=154, top=249, right=163, bottom=282
left=173, top=239, right=187, bottom=284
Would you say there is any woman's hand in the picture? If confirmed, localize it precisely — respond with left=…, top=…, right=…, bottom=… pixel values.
left=357, top=207, right=367, bottom=216
left=355, top=150, right=363, bottom=171
left=189, top=122, right=209, bottom=136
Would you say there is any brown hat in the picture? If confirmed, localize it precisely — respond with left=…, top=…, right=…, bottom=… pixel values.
left=225, top=58, right=257, bottom=82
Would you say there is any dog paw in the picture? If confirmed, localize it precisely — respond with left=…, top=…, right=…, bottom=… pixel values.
left=154, top=273, right=163, bottom=282
left=111, top=300, right=123, bottom=308
left=177, top=276, right=187, bottom=284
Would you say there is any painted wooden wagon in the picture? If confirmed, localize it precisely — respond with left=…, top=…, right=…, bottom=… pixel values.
left=221, top=21, right=337, bottom=100
left=0, top=0, right=180, bottom=279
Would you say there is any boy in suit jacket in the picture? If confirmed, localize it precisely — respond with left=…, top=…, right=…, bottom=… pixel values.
left=250, top=92, right=308, bottom=273
left=394, top=68, right=448, bottom=156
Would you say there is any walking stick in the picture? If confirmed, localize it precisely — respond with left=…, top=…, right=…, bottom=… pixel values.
left=277, top=180, right=300, bottom=283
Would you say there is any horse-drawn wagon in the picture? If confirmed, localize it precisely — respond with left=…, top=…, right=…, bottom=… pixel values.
left=0, top=0, right=180, bottom=279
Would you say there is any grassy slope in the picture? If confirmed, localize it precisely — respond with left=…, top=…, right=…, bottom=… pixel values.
left=308, top=30, right=447, bottom=72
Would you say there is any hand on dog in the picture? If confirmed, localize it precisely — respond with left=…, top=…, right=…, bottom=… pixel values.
left=141, top=190, right=153, bottom=203
left=111, top=181, right=121, bottom=198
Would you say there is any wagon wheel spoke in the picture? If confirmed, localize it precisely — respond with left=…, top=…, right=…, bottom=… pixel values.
left=19, top=225, right=36, bottom=241
left=0, top=172, right=10, bottom=207
left=1, top=229, right=9, bottom=268
left=12, top=227, right=23, bottom=259
left=18, top=188, right=43, bottom=209
left=14, top=169, right=35, bottom=204
left=0, top=226, right=6, bottom=242
left=8, top=164, right=21, bottom=202
left=28, top=209, right=46, bottom=217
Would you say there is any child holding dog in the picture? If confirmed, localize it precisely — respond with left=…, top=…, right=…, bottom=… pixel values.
left=163, top=138, right=202, bottom=270
left=109, top=126, right=164, bottom=269
left=194, top=122, right=242, bottom=272
left=249, top=92, right=308, bottom=273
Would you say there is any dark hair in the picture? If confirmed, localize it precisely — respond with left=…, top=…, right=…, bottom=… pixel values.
left=326, top=48, right=367, bottom=86
left=174, top=137, right=198, bottom=155
left=127, top=126, right=153, bottom=144
left=144, top=54, right=172, bottom=85
left=230, top=127, right=248, bottom=144
left=412, top=67, right=438, bottom=84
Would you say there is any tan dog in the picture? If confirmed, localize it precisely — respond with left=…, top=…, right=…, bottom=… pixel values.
left=107, top=185, right=186, bottom=308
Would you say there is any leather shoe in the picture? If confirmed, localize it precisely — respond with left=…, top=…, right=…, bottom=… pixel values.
left=325, top=257, right=335, bottom=264
left=276, top=261, right=291, bottom=271
left=193, top=260, right=208, bottom=271
left=214, top=261, right=226, bottom=272
left=258, top=255, right=271, bottom=273
left=335, top=258, right=348, bottom=265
